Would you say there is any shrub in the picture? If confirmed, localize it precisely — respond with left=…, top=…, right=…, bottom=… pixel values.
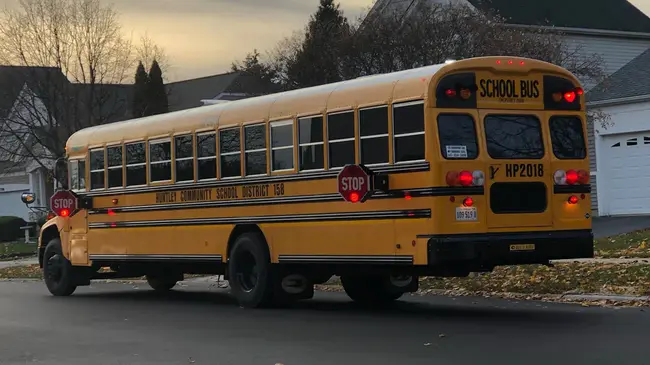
left=0, top=216, right=28, bottom=242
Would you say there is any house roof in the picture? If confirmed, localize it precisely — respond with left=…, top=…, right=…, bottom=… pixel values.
left=586, top=47, right=650, bottom=103
left=165, top=71, right=282, bottom=111
left=368, top=0, right=650, bottom=33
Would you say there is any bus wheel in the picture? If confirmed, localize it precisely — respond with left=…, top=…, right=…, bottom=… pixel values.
left=42, top=238, right=77, bottom=296
left=146, top=273, right=182, bottom=291
left=228, top=232, right=274, bottom=308
left=340, top=275, right=403, bottom=304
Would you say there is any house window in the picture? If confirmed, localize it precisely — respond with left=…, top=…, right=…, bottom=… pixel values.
left=627, top=138, right=638, bottom=146
left=174, top=134, right=194, bottom=183
left=244, top=124, right=267, bottom=176
left=107, top=145, right=123, bottom=188
left=89, top=148, right=105, bottom=190
left=270, top=120, right=294, bottom=171
left=69, top=159, right=86, bottom=191
left=149, top=138, right=172, bottom=183
left=220, top=128, right=241, bottom=178
left=359, top=106, right=389, bottom=165
left=393, top=101, right=425, bottom=163
left=126, top=142, right=146, bottom=186
left=327, top=111, right=355, bottom=168
left=298, top=115, right=324, bottom=171
left=197, top=132, right=217, bottom=180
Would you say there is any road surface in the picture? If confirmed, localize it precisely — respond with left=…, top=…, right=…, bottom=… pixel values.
left=0, top=280, right=648, bottom=365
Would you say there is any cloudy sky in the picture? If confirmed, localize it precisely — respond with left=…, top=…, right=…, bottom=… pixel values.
left=2, top=0, right=650, bottom=82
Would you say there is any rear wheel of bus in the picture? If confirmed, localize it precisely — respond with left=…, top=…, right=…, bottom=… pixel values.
left=42, top=238, right=78, bottom=296
left=341, top=275, right=413, bottom=304
left=228, top=232, right=275, bottom=308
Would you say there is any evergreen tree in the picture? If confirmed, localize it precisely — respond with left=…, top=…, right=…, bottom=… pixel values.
left=147, top=60, right=169, bottom=115
left=132, top=61, right=149, bottom=117
left=286, top=0, right=350, bottom=88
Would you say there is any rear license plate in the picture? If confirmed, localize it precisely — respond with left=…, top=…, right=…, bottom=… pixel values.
left=456, top=207, right=477, bottom=221
left=509, top=244, right=535, bottom=251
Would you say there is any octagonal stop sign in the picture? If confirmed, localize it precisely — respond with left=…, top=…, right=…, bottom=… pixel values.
left=337, top=164, right=373, bottom=203
left=50, top=190, right=78, bottom=217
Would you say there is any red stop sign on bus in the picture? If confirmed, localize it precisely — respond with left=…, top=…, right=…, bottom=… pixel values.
left=337, top=164, right=373, bottom=203
left=50, top=190, right=78, bottom=217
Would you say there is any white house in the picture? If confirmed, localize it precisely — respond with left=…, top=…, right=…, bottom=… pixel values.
left=586, top=48, right=650, bottom=216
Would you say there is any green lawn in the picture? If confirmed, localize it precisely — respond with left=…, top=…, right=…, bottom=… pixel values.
left=0, top=242, right=38, bottom=260
left=594, top=229, right=650, bottom=258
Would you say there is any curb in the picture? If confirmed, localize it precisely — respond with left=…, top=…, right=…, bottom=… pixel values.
left=560, top=293, right=650, bottom=301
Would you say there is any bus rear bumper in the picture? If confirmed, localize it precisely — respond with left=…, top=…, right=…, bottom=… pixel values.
left=424, top=229, right=594, bottom=267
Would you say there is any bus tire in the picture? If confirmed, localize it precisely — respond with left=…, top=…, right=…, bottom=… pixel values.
left=146, top=273, right=181, bottom=291
left=228, top=232, right=274, bottom=308
left=341, top=275, right=403, bottom=303
left=42, top=238, right=78, bottom=297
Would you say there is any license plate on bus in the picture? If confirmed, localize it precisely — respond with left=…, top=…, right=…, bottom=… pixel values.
left=455, top=207, right=477, bottom=221
left=509, top=244, right=535, bottom=252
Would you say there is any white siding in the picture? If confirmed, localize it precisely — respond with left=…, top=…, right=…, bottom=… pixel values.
left=563, top=34, right=650, bottom=91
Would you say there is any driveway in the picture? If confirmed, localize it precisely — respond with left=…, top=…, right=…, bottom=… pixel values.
left=592, top=216, right=650, bottom=238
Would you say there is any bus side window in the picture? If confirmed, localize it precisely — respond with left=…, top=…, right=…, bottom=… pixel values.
left=126, top=142, right=147, bottom=186
left=270, top=120, right=295, bottom=172
left=149, top=138, right=172, bottom=183
left=298, top=115, right=324, bottom=171
left=327, top=111, right=355, bottom=169
left=220, top=128, right=241, bottom=178
left=197, top=132, right=217, bottom=180
left=359, top=105, right=389, bottom=165
left=89, top=148, right=105, bottom=190
left=174, top=134, right=194, bottom=182
left=393, top=101, right=425, bottom=163
left=107, top=145, right=124, bottom=188
left=244, top=124, right=267, bottom=176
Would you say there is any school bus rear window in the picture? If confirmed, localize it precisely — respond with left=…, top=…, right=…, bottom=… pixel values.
left=437, top=114, right=478, bottom=159
left=485, top=115, right=544, bottom=159
left=549, top=116, right=587, bottom=160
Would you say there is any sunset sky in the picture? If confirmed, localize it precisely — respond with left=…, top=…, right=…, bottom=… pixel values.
left=2, top=0, right=650, bottom=82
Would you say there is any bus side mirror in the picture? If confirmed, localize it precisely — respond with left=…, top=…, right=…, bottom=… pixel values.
left=54, top=157, right=69, bottom=190
left=21, top=192, right=36, bottom=205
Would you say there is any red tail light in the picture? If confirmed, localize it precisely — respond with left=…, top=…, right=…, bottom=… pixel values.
left=463, top=197, right=474, bottom=207
left=577, top=169, right=589, bottom=184
left=554, top=169, right=589, bottom=185
left=458, top=171, right=473, bottom=186
left=349, top=192, right=360, bottom=203
left=445, top=89, right=456, bottom=97
left=565, top=169, right=578, bottom=185
left=447, top=170, right=485, bottom=186
left=575, top=87, right=584, bottom=95
left=568, top=195, right=579, bottom=204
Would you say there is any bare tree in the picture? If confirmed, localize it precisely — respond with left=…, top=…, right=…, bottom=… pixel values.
left=235, top=1, right=609, bottom=128
left=0, top=0, right=167, bottom=183
left=343, top=2, right=608, bottom=126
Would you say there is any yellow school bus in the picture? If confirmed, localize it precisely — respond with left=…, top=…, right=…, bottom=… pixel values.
left=27, top=56, right=593, bottom=308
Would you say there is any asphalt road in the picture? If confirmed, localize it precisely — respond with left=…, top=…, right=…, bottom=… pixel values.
left=0, top=281, right=649, bottom=365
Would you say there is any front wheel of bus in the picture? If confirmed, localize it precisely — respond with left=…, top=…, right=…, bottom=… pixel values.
left=43, top=238, right=77, bottom=297
left=228, top=232, right=274, bottom=308
left=341, top=275, right=404, bottom=304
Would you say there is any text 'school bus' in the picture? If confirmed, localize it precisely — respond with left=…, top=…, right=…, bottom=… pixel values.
left=25, top=56, right=593, bottom=308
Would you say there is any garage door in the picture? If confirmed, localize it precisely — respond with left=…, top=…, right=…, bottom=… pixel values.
left=602, top=133, right=650, bottom=215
